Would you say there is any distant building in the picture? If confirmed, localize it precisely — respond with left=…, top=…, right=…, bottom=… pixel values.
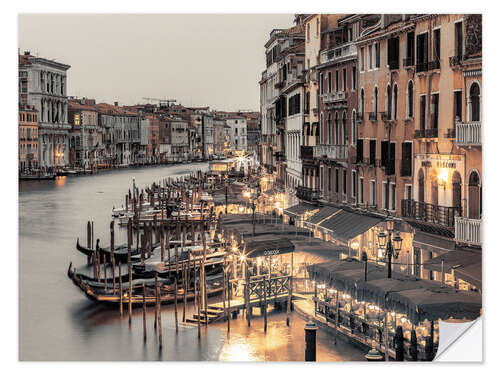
left=18, top=105, right=39, bottom=172
left=19, top=51, right=71, bottom=169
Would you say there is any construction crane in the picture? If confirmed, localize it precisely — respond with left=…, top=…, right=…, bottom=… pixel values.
left=142, top=97, right=177, bottom=107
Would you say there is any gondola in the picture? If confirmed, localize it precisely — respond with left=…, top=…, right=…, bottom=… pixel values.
left=75, top=238, right=155, bottom=262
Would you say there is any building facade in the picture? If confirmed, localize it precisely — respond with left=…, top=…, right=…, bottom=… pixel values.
left=19, top=51, right=71, bottom=170
left=18, top=106, right=39, bottom=172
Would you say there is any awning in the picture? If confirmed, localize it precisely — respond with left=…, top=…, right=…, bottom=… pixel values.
left=454, top=262, right=482, bottom=291
left=245, top=238, right=295, bottom=258
left=284, top=202, right=317, bottom=218
left=423, top=249, right=481, bottom=274
left=318, top=210, right=383, bottom=244
left=304, top=206, right=341, bottom=228
left=308, top=259, right=482, bottom=323
left=413, top=231, right=457, bottom=254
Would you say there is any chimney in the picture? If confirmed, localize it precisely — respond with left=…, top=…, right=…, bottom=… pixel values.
left=114, top=101, right=119, bottom=106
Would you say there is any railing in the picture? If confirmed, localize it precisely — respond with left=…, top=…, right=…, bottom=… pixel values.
left=315, top=144, right=348, bottom=160
left=428, top=59, right=441, bottom=70
left=455, top=216, right=481, bottom=246
left=401, top=199, right=462, bottom=228
left=456, top=121, right=481, bottom=146
left=445, top=128, right=456, bottom=139
left=319, top=42, right=357, bottom=65
left=449, top=55, right=463, bottom=67
left=380, top=111, right=390, bottom=122
left=414, top=129, right=425, bottom=138
left=388, top=59, right=399, bottom=70
left=416, top=61, right=428, bottom=73
left=425, top=128, right=438, bottom=138
left=368, top=112, right=378, bottom=121
left=403, top=57, right=414, bottom=67
left=322, top=91, right=347, bottom=103
left=296, top=186, right=321, bottom=202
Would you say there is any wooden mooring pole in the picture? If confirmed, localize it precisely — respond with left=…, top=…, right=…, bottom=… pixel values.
left=119, top=261, right=123, bottom=317
left=142, top=283, right=147, bottom=342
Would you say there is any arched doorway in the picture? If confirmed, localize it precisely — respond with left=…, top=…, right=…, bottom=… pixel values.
left=468, top=171, right=481, bottom=219
left=452, top=171, right=462, bottom=212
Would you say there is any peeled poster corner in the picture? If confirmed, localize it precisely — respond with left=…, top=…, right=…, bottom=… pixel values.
left=434, top=317, right=483, bottom=362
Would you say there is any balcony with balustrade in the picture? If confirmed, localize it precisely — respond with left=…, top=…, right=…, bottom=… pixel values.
left=314, top=144, right=348, bottom=161
left=319, top=42, right=357, bottom=65
left=296, top=185, right=321, bottom=202
left=401, top=199, right=462, bottom=228
left=322, top=91, right=347, bottom=104
left=456, top=121, right=481, bottom=146
left=454, top=216, right=481, bottom=247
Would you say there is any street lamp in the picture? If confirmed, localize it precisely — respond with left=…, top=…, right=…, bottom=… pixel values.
left=376, top=219, right=402, bottom=278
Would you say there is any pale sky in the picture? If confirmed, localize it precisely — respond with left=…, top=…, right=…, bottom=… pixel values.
left=18, top=14, right=294, bottom=111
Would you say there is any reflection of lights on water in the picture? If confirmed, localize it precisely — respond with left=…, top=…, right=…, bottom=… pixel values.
left=55, top=176, right=66, bottom=187
left=219, top=339, right=257, bottom=361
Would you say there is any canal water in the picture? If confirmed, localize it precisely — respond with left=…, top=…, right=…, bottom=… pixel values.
left=19, top=163, right=364, bottom=361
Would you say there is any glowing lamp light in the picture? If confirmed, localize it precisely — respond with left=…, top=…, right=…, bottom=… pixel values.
left=239, top=255, right=246, bottom=262
left=351, top=241, right=360, bottom=250
left=438, top=168, right=449, bottom=185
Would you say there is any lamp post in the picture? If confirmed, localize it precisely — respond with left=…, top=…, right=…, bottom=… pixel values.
left=376, top=219, right=402, bottom=279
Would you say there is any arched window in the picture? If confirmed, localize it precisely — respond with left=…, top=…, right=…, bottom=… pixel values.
left=342, top=111, right=347, bottom=145
left=374, top=86, right=379, bottom=114
left=470, top=82, right=480, bottom=121
left=319, top=113, right=323, bottom=143
left=407, top=81, right=414, bottom=118
left=327, top=112, right=332, bottom=144
left=393, top=84, right=398, bottom=120
left=334, top=112, right=339, bottom=144
left=352, top=109, right=357, bottom=145
left=386, top=84, right=392, bottom=118
left=468, top=171, right=481, bottom=219
left=360, top=88, right=365, bottom=119
left=452, top=171, right=462, bottom=209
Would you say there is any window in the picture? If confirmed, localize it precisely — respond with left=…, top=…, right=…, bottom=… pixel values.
left=382, top=181, right=388, bottom=210
left=320, top=73, right=324, bottom=94
left=327, top=113, right=332, bottom=144
left=360, top=47, right=364, bottom=71
left=307, top=23, right=310, bottom=42
left=360, top=89, right=365, bottom=119
left=352, top=110, right=357, bottom=145
left=352, top=170, right=357, bottom=198
left=328, top=72, right=332, bottom=93
left=393, top=84, right=398, bottom=120
left=356, top=139, right=364, bottom=163
left=416, top=33, right=428, bottom=70
left=407, top=81, right=414, bottom=118
left=390, top=183, right=396, bottom=211
left=374, top=87, right=379, bottom=114
left=369, top=140, right=376, bottom=165
left=342, top=112, right=347, bottom=144
left=431, top=93, right=439, bottom=129
left=359, top=177, right=364, bottom=204
left=420, top=95, right=426, bottom=130
left=470, top=83, right=480, bottom=121
left=433, top=28, right=441, bottom=61
left=343, top=68, right=347, bottom=91
left=343, top=170, right=347, bottom=195
left=454, top=90, right=462, bottom=122
left=406, top=184, right=413, bottom=200
left=406, top=31, right=415, bottom=65
left=455, top=21, right=463, bottom=57
left=387, top=37, right=399, bottom=69
left=328, top=168, right=332, bottom=191
left=335, top=70, right=339, bottom=92
left=375, top=42, right=380, bottom=68
left=368, top=45, right=373, bottom=70
left=352, top=66, right=357, bottom=90
left=335, top=168, right=339, bottom=193
left=316, top=19, right=319, bottom=37
left=401, top=142, right=413, bottom=177
left=334, top=112, right=339, bottom=144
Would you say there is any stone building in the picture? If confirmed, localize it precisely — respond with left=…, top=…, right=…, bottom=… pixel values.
left=19, top=51, right=71, bottom=169
left=18, top=105, right=39, bottom=172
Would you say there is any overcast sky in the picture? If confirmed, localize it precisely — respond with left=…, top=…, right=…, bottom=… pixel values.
left=18, top=14, right=294, bottom=111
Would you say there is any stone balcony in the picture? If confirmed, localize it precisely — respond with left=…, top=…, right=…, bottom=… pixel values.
left=322, top=91, right=347, bottom=104
left=456, top=121, right=481, bottom=146
left=455, top=216, right=481, bottom=247
left=319, top=42, right=357, bottom=65
left=314, top=144, right=348, bottom=161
